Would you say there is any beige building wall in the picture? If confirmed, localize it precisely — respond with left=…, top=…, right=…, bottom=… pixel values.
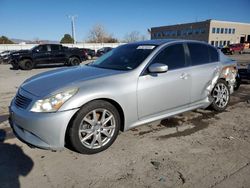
left=209, top=20, right=250, bottom=46
left=151, top=20, right=250, bottom=47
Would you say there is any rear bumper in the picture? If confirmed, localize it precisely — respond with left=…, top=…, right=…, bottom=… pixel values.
left=9, top=102, right=78, bottom=150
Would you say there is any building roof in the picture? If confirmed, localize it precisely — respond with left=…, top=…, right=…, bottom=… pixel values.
left=210, top=19, right=250, bottom=26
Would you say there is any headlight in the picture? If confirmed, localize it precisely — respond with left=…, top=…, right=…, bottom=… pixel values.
left=30, top=88, right=78, bottom=112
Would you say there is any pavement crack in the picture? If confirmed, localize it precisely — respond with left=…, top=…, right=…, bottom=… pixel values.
left=210, top=162, right=250, bottom=188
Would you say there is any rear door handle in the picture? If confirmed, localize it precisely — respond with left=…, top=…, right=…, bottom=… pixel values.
left=180, top=73, right=189, bottom=80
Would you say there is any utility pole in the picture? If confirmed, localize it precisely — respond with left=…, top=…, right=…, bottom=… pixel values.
left=68, top=15, right=77, bottom=44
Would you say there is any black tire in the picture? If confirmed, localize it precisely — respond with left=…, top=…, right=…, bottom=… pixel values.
left=11, top=61, right=19, bottom=70
left=210, top=79, right=230, bottom=112
left=19, top=59, right=34, bottom=70
left=234, top=75, right=241, bottom=91
left=230, top=51, right=234, bottom=55
left=87, top=55, right=91, bottom=60
left=69, top=57, right=80, bottom=66
left=68, top=100, right=121, bottom=154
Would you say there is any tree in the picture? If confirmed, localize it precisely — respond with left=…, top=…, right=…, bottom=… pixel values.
left=0, top=36, right=14, bottom=44
left=60, top=34, right=74, bottom=44
left=87, top=24, right=118, bottom=43
left=123, top=31, right=148, bottom=43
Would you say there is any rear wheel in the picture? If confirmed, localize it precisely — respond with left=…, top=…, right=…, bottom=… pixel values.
left=68, top=100, right=120, bottom=154
left=19, top=59, right=34, bottom=70
left=210, top=79, right=230, bottom=112
left=69, top=57, right=80, bottom=66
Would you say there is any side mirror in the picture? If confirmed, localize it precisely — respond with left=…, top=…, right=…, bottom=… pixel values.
left=33, top=49, right=39, bottom=53
left=148, top=63, right=168, bottom=73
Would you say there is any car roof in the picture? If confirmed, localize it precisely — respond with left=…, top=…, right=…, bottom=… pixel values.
left=131, top=39, right=177, bottom=46
left=129, top=39, right=209, bottom=46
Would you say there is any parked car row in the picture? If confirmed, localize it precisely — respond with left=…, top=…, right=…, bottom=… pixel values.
left=0, top=44, right=115, bottom=70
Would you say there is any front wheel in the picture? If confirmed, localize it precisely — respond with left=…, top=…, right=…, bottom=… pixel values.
left=210, top=79, right=230, bottom=112
left=11, top=60, right=19, bottom=70
left=68, top=100, right=121, bottom=154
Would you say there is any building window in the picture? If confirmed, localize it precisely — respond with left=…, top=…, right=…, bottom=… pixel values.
left=221, top=28, right=224, bottom=34
left=223, top=41, right=226, bottom=46
left=215, top=41, right=218, bottom=47
left=187, top=29, right=192, bottom=35
left=171, top=31, right=176, bottom=36
left=219, top=41, right=223, bottom=47
left=228, top=28, right=232, bottom=34
left=227, top=41, right=230, bottom=45
left=181, top=30, right=187, bottom=36
left=232, top=28, right=235, bottom=34
left=177, top=30, right=181, bottom=36
left=211, top=41, right=215, bottom=46
left=212, top=28, right=216, bottom=33
left=216, top=28, right=220, bottom=34
left=225, top=28, right=228, bottom=34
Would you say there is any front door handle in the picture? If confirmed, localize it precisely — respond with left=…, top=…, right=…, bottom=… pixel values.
left=180, top=73, right=189, bottom=80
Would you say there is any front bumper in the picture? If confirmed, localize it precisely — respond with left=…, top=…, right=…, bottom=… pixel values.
left=9, top=103, right=78, bottom=150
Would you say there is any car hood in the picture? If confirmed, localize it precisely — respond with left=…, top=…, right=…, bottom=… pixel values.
left=11, top=50, right=30, bottom=55
left=21, top=65, right=124, bottom=97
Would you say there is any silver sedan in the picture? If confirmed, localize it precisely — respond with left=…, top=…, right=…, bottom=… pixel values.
left=9, top=39, right=237, bottom=154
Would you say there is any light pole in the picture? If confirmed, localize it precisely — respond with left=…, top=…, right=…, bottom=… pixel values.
left=68, top=15, right=77, bottom=44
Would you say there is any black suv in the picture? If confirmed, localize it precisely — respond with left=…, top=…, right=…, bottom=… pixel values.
left=10, top=44, right=86, bottom=70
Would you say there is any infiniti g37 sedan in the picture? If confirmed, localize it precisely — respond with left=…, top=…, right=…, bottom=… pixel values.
left=9, top=39, right=237, bottom=154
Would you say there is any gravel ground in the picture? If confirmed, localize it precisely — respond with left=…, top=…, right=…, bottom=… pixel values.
left=0, top=57, right=250, bottom=188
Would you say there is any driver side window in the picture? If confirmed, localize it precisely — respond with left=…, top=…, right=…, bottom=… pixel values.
left=38, top=45, right=48, bottom=52
left=151, top=44, right=186, bottom=70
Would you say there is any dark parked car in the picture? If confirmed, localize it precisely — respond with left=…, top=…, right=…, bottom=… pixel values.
left=96, top=47, right=113, bottom=57
left=80, top=48, right=96, bottom=59
left=9, top=44, right=86, bottom=70
left=221, top=43, right=244, bottom=55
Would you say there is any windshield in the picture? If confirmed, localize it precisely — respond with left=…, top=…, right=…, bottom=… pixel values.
left=90, top=44, right=157, bottom=71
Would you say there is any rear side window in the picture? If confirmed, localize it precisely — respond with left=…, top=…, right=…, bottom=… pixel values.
left=151, top=44, right=186, bottom=70
left=187, top=43, right=209, bottom=66
left=51, top=45, right=61, bottom=51
left=208, top=46, right=219, bottom=62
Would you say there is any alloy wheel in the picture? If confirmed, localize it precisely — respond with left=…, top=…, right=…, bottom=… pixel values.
left=78, top=109, right=116, bottom=149
left=212, top=83, right=229, bottom=108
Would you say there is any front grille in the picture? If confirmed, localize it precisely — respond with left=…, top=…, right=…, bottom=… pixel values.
left=14, top=92, right=32, bottom=109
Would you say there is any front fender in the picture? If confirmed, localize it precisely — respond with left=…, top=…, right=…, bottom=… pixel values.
left=58, top=76, right=139, bottom=131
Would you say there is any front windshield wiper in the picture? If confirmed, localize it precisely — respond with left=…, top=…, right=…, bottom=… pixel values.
left=89, top=64, right=128, bottom=71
